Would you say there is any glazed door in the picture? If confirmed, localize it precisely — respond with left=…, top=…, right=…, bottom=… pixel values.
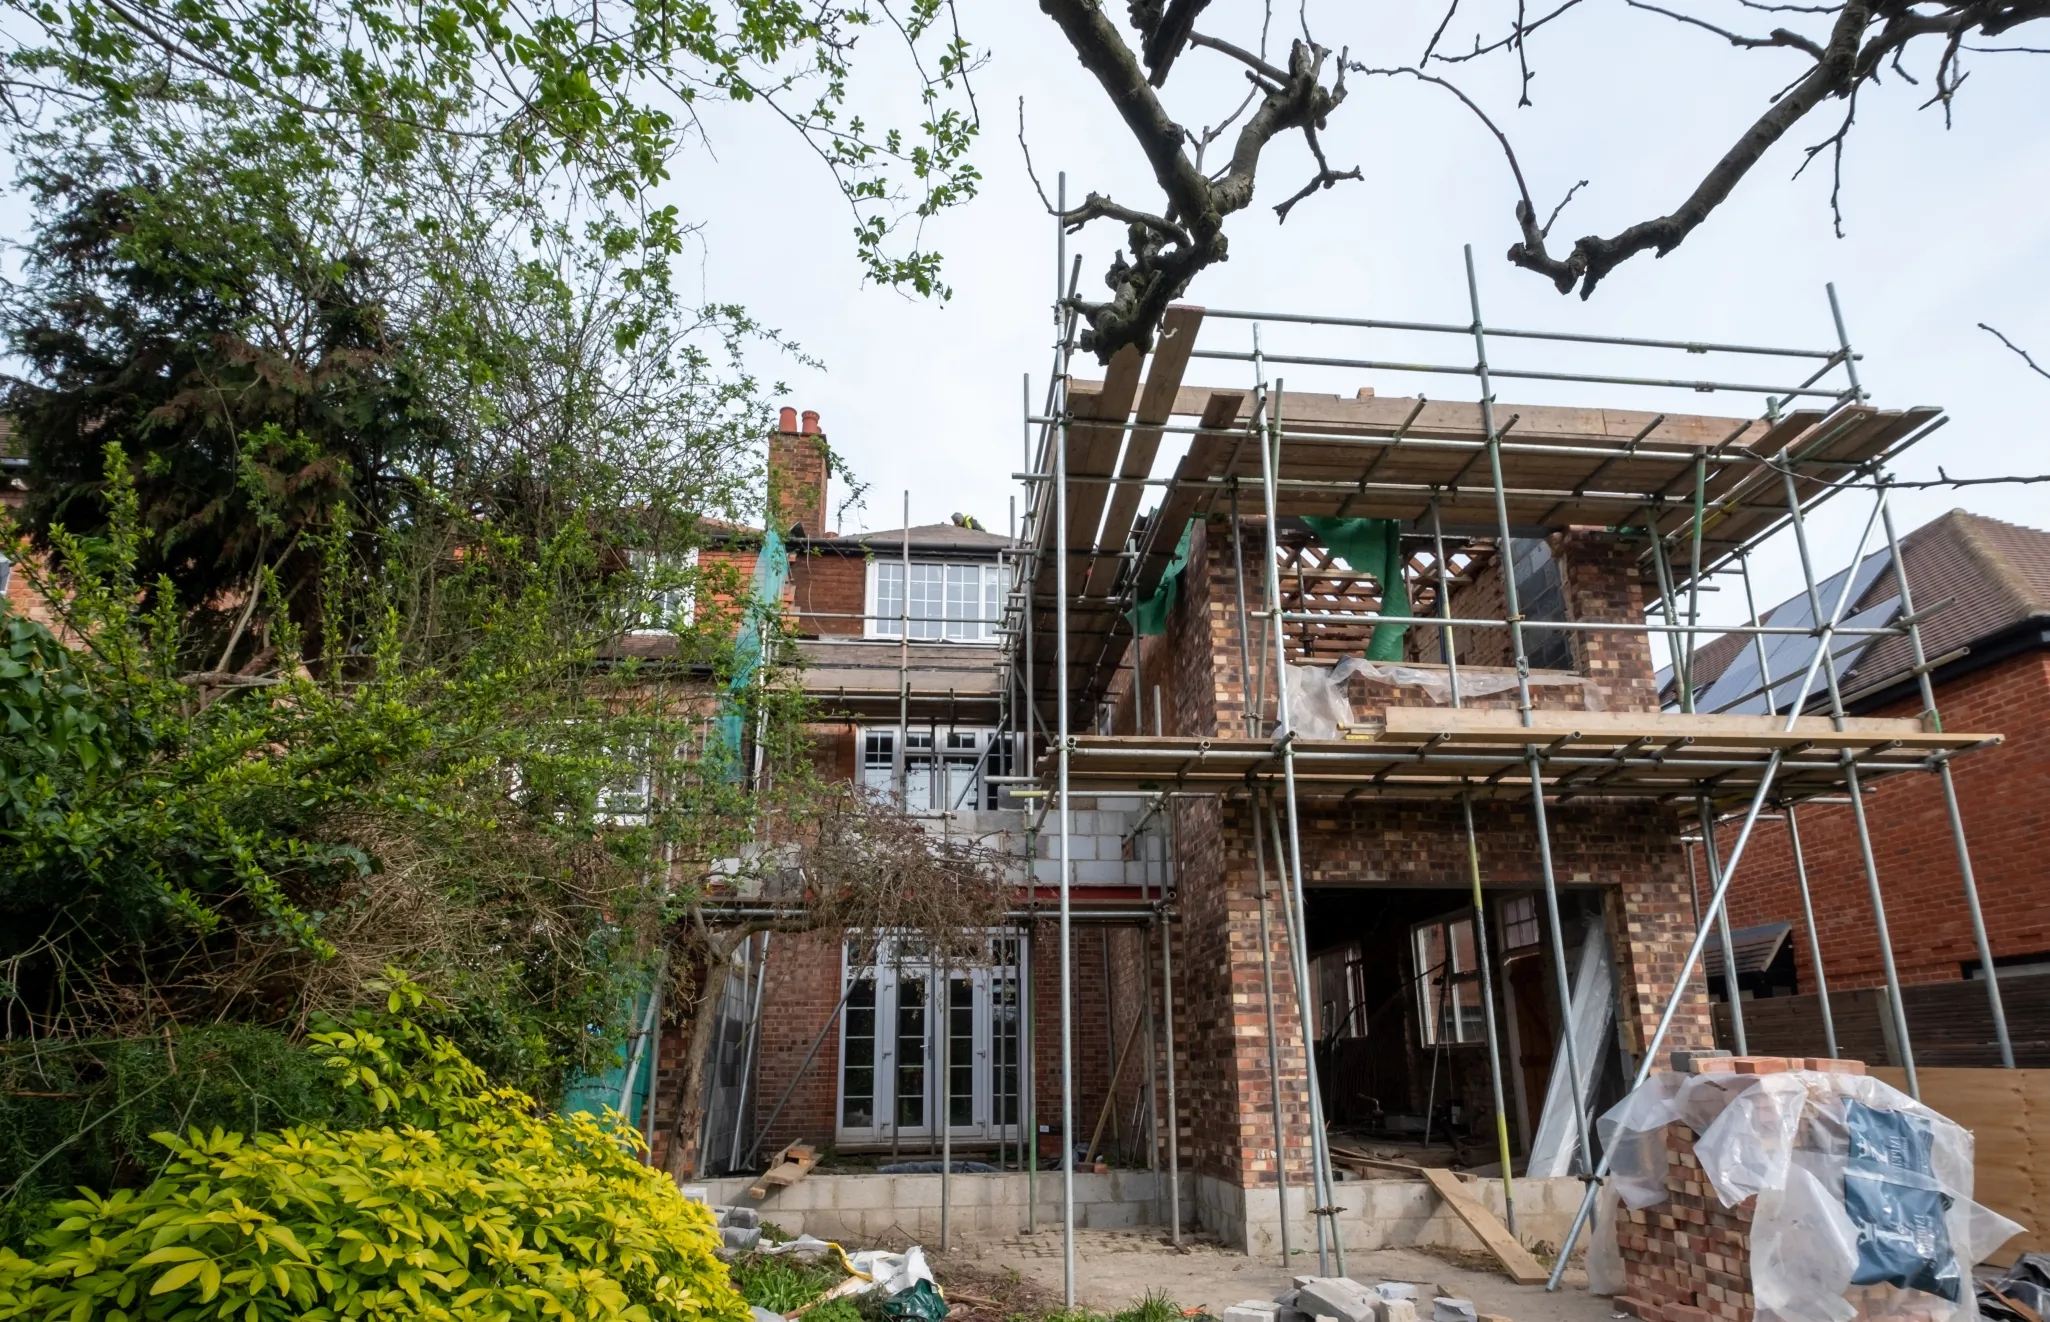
left=836, top=936, right=1021, bottom=1148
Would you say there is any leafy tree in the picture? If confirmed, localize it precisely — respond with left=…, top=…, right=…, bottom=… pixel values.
left=0, top=0, right=982, bottom=297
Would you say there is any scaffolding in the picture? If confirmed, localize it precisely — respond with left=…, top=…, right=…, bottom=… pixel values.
left=1004, top=175, right=2010, bottom=1301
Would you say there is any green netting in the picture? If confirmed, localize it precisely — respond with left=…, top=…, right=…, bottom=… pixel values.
left=1302, top=516, right=1409, bottom=661
left=1126, top=520, right=1194, bottom=637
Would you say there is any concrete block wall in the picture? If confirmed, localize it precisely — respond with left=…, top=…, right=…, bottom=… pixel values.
left=1197, top=1173, right=1591, bottom=1259
left=689, top=1170, right=1192, bottom=1245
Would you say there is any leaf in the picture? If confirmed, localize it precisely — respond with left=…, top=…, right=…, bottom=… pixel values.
left=150, top=1260, right=208, bottom=1295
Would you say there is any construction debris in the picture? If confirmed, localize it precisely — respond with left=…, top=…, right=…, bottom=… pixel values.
left=748, top=1141, right=818, bottom=1200
left=1226, top=1276, right=1443, bottom=1322
left=1419, top=1168, right=1545, bottom=1285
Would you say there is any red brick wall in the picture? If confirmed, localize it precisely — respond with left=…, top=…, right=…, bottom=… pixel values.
left=790, top=552, right=866, bottom=638
left=1719, top=651, right=2050, bottom=990
left=1556, top=529, right=1662, bottom=712
left=1616, top=1125, right=1756, bottom=1322
left=1148, top=515, right=1713, bottom=1188
left=769, top=427, right=831, bottom=537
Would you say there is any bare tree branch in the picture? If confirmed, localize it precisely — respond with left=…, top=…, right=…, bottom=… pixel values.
left=1624, top=0, right=1826, bottom=57
left=1017, top=96, right=1057, bottom=215
left=1038, top=0, right=1347, bottom=359
left=1506, top=0, right=2050, bottom=296
left=1980, top=323, right=2050, bottom=382
left=1428, top=0, right=1588, bottom=64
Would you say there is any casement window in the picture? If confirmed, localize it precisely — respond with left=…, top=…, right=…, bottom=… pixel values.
left=1414, top=912, right=1487, bottom=1046
left=1500, top=895, right=1541, bottom=950
left=867, top=561, right=1003, bottom=642
left=859, top=726, right=1014, bottom=811
left=1311, top=943, right=1366, bottom=1043
left=629, top=548, right=699, bottom=632
left=837, top=933, right=1022, bottom=1147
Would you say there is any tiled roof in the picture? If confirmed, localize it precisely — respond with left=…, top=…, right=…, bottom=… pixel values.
left=819, top=523, right=1009, bottom=553
left=1839, top=509, right=2050, bottom=698
left=1676, top=510, right=2050, bottom=707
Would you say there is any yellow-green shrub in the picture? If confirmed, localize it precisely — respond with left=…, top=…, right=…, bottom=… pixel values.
left=0, top=972, right=750, bottom=1322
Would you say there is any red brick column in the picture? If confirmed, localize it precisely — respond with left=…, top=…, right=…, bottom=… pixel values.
left=1616, top=1125, right=1756, bottom=1322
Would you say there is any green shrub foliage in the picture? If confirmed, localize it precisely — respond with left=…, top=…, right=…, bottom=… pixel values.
left=0, top=973, right=752, bottom=1322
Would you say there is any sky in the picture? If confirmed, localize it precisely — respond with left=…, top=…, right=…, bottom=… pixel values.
left=660, top=2, right=2050, bottom=654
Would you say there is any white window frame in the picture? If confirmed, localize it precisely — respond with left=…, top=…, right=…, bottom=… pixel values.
left=865, top=559, right=1004, bottom=643
left=858, top=724, right=1012, bottom=812
left=835, top=932, right=1022, bottom=1148
left=1414, top=910, right=1487, bottom=1047
left=628, top=547, right=700, bottom=634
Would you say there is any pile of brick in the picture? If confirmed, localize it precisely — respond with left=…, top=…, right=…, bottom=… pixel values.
left=1222, top=1276, right=1508, bottom=1322
left=1673, top=1050, right=1867, bottom=1078
left=1612, top=1054, right=1867, bottom=1322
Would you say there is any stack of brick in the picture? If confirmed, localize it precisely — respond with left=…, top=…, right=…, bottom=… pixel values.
left=1614, top=1123, right=1756, bottom=1322
left=1612, top=1056, right=1868, bottom=1322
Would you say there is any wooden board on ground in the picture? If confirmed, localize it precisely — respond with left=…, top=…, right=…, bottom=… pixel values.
left=748, top=1141, right=818, bottom=1201
left=1870, top=1066, right=2049, bottom=1265
left=1421, top=1166, right=1547, bottom=1285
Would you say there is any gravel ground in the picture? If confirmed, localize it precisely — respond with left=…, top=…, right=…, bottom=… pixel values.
left=927, top=1229, right=1620, bottom=1322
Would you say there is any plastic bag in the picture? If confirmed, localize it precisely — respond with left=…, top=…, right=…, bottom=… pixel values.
left=1751, top=1162, right=1860, bottom=1322
left=1843, top=1101, right=1960, bottom=1301
left=1585, top=1180, right=1626, bottom=1297
left=882, top=1280, right=950, bottom=1321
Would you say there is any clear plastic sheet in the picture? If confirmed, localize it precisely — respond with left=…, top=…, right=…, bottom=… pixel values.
left=1279, top=658, right=1609, bottom=739
left=1598, top=1070, right=2025, bottom=1322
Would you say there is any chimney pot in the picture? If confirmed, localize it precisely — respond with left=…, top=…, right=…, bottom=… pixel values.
left=778, top=406, right=798, bottom=433
left=801, top=409, right=820, bottom=436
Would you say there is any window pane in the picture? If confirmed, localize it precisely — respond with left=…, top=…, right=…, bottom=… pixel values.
left=861, top=732, right=894, bottom=799
left=910, top=564, right=944, bottom=640
left=874, top=563, right=904, bottom=637
left=992, top=970, right=1019, bottom=1126
left=842, top=977, right=877, bottom=1128
left=945, top=565, right=975, bottom=641
left=895, top=976, right=927, bottom=1128
left=948, top=976, right=974, bottom=1127
left=1414, top=924, right=1448, bottom=1046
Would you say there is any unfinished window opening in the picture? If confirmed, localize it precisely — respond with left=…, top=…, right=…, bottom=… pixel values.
left=1414, top=912, right=1485, bottom=1046
left=1509, top=538, right=1574, bottom=671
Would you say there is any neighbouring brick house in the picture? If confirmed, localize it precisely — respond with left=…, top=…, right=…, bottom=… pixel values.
left=1689, top=510, right=2050, bottom=1066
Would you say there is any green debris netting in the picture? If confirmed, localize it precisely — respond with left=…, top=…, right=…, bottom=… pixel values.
left=1302, top=516, right=1409, bottom=661
left=1126, top=520, right=1194, bottom=637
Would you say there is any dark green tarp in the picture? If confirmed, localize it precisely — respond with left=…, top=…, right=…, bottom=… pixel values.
left=1302, top=516, right=1409, bottom=661
left=1126, top=520, right=1194, bottom=637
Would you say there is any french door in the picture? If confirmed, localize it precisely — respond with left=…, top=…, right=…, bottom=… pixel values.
left=837, top=934, right=1021, bottom=1148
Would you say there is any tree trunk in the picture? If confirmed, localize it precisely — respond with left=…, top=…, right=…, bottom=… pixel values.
left=661, top=927, right=749, bottom=1181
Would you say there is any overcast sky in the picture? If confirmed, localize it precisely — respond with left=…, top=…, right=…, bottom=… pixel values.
left=668, top=3, right=2049, bottom=647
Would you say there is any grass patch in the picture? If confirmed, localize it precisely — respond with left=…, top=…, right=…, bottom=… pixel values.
left=729, top=1253, right=844, bottom=1313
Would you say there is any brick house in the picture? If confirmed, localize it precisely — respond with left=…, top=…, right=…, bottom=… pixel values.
left=1689, top=510, right=2050, bottom=1065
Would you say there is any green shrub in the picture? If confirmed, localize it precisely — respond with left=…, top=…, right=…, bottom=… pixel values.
left=728, top=1253, right=841, bottom=1312
left=0, top=972, right=751, bottom=1322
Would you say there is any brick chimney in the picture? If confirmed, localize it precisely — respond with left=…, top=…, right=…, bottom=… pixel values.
left=768, top=406, right=831, bottom=538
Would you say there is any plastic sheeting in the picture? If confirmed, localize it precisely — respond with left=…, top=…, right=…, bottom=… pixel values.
left=1280, top=657, right=1609, bottom=739
left=1598, top=1069, right=2024, bottom=1322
